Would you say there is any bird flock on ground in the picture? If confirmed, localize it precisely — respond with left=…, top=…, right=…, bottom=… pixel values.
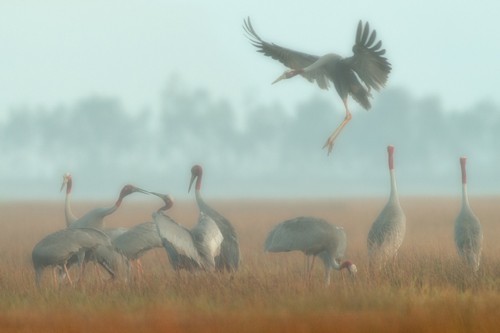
left=31, top=18, right=483, bottom=287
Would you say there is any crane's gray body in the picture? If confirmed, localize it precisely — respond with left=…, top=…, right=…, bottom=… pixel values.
left=454, top=185, right=482, bottom=271
left=113, top=222, right=162, bottom=260
left=154, top=211, right=223, bottom=271
left=367, top=170, right=406, bottom=268
left=265, top=217, right=349, bottom=284
left=32, top=227, right=112, bottom=286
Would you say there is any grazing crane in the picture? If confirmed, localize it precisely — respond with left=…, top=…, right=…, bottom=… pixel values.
left=367, top=145, right=406, bottom=269
left=189, top=165, right=240, bottom=272
left=69, top=184, right=148, bottom=229
left=454, top=156, right=482, bottom=272
left=150, top=192, right=223, bottom=271
left=112, top=222, right=163, bottom=279
left=265, top=217, right=357, bottom=286
left=244, top=18, right=391, bottom=154
left=32, top=227, right=112, bottom=287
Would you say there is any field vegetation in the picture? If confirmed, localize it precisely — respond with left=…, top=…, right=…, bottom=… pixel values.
left=1, top=197, right=500, bottom=332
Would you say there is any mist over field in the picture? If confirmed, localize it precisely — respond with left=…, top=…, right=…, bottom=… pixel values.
left=1, top=77, right=499, bottom=200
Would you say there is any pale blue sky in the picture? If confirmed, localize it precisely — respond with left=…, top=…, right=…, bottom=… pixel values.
left=1, top=0, right=499, bottom=120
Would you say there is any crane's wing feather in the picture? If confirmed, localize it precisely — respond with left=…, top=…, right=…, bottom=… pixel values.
left=198, top=198, right=240, bottom=271
left=113, top=222, right=162, bottom=259
left=153, top=212, right=201, bottom=264
left=244, top=18, right=330, bottom=89
left=343, top=21, right=391, bottom=91
left=191, top=213, right=223, bottom=269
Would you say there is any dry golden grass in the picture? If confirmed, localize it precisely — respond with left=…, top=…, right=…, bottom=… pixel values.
left=1, top=197, right=500, bottom=332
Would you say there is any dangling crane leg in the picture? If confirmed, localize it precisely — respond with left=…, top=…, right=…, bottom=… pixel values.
left=323, top=99, right=352, bottom=154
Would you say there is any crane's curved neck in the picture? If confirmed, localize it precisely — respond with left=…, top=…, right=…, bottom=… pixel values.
left=330, top=259, right=349, bottom=271
left=64, top=178, right=77, bottom=226
left=193, top=173, right=205, bottom=206
left=330, top=259, right=341, bottom=270
left=113, top=197, right=124, bottom=210
left=460, top=157, right=470, bottom=209
left=195, top=187, right=205, bottom=207
left=195, top=173, right=202, bottom=191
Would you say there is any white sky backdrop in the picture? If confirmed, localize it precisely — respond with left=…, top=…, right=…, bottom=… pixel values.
left=1, top=0, right=499, bottom=119
left=1, top=1, right=499, bottom=200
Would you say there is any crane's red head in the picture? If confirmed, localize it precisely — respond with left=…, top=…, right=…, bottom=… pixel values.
left=118, top=185, right=149, bottom=200
left=60, top=173, right=72, bottom=193
left=188, top=164, right=203, bottom=192
left=460, top=156, right=467, bottom=185
left=340, top=260, right=357, bottom=275
left=387, top=145, right=395, bottom=170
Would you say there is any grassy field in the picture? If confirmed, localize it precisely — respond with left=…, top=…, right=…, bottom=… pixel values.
left=1, top=197, right=500, bottom=332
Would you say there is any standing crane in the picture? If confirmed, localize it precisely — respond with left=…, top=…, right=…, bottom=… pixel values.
left=149, top=192, right=223, bottom=271
left=189, top=165, right=240, bottom=272
left=367, top=145, right=406, bottom=270
left=265, top=217, right=357, bottom=286
left=112, top=222, right=163, bottom=279
left=454, top=156, right=482, bottom=272
left=244, top=18, right=391, bottom=154
left=32, top=227, right=112, bottom=287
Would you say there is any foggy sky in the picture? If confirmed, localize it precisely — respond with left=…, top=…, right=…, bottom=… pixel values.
left=1, top=1, right=499, bottom=200
left=1, top=0, right=499, bottom=117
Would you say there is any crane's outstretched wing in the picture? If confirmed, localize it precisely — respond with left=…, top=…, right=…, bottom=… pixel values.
left=153, top=212, right=202, bottom=267
left=113, top=222, right=162, bottom=260
left=243, top=17, right=330, bottom=90
left=343, top=21, right=391, bottom=91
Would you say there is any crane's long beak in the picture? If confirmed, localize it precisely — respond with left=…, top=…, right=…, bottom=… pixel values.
left=134, top=187, right=151, bottom=195
left=188, top=174, right=196, bottom=193
left=271, top=72, right=287, bottom=84
left=148, top=191, right=163, bottom=198
left=60, top=178, right=68, bottom=192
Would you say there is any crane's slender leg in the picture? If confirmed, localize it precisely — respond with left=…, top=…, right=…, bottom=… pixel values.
left=52, top=267, right=58, bottom=287
left=64, top=264, right=73, bottom=286
left=324, top=268, right=331, bottom=286
left=136, top=259, right=144, bottom=278
left=323, top=99, right=352, bottom=154
left=308, top=256, right=316, bottom=281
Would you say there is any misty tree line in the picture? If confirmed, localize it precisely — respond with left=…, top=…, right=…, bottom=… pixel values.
left=1, top=78, right=499, bottom=198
